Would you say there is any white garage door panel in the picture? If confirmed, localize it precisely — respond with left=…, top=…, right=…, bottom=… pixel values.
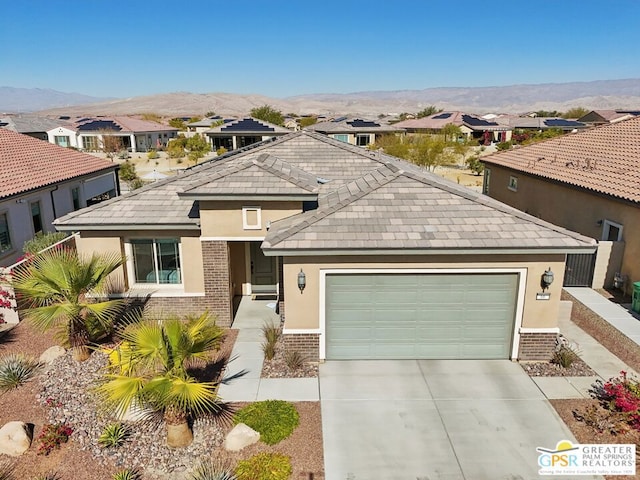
left=326, top=273, right=518, bottom=360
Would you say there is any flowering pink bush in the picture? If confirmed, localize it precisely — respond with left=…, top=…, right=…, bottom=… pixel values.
left=599, top=371, right=640, bottom=430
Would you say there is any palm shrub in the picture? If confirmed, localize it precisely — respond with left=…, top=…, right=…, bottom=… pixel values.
left=12, top=248, right=126, bottom=361
left=0, top=354, right=41, bottom=392
left=96, top=313, right=225, bottom=447
left=234, top=400, right=299, bottom=445
left=0, top=460, right=14, bottom=480
left=235, top=453, right=291, bottom=480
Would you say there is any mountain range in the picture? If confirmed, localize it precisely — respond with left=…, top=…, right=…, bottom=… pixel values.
left=2, top=79, right=640, bottom=117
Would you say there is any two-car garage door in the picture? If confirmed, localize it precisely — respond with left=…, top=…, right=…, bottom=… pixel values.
left=325, top=273, right=518, bottom=360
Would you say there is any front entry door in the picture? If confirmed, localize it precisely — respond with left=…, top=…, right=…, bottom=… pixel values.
left=250, top=242, right=277, bottom=294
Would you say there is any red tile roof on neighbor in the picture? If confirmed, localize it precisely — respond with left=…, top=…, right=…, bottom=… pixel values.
left=0, top=129, right=117, bottom=199
left=482, top=116, right=640, bottom=204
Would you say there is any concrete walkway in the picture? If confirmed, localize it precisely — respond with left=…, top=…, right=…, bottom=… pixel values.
left=217, top=297, right=319, bottom=402
left=531, top=288, right=640, bottom=400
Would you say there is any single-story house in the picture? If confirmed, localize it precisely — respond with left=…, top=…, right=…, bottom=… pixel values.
left=204, top=117, right=291, bottom=151
left=54, top=131, right=595, bottom=361
left=0, top=129, right=119, bottom=265
left=481, top=116, right=640, bottom=293
left=47, top=116, right=179, bottom=152
left=495, top=115, right=587, bottom=132
left=577, top=110, right=640, bottom=126
left=185, top=116, right=230, bottom=136
left=0, top=114, right=63, bottom=141
left=305, top=117, right=404, bottom=146
left=394, top=112, right=511, bottom=144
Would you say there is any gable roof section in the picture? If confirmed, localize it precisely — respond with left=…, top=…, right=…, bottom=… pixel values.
left=482, top=116, right=640, bottom=203
left=0, top=115, right=63, bottom=134
left=179, top=154, right=319, bottom=200
left=307, top=117, right=404, bottom=134
left=394, top=112, right=507, bottom=132
left=73, top=116, right=178, bottom=133
left=205, top=117, right=290, bottom=135
left=0, top=129, right=117, bottom=199
left=263, top=163, right=595, bottom=254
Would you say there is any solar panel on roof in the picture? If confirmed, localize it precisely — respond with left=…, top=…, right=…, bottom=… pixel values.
left=77, top=120, right=122, bottom=132
left=333, top=116, right=347, bottom=123
left=221, top=118, right=275, bottom=132
left=544, top=119, right=585, bottom=127
left=462, top=115, right=498, bottom=127
left=58, top=116, right=70, bottom=120
left=432, top=113, right=452, bottom=119
left=347, top=119, right=380, bottom=128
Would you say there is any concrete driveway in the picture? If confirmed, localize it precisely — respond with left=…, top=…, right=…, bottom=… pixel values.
left=320, top=360, right=582, bottom=480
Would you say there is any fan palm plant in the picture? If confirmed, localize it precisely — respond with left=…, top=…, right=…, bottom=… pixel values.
left=11, top=247, right=125, bottom=361
left=97, top=313, right=225, bottom=448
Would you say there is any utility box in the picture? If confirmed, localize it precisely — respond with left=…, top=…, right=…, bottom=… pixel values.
left=632, top=282, right=640, bottom=313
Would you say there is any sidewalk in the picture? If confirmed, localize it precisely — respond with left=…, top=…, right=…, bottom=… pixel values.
left=217, top=297, right=319, bottom=402
left=531, top=288, right=640, bottom=400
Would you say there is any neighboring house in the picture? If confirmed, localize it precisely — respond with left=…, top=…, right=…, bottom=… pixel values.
left=185, top=116, right=229, bottom=136
left=54, top=131, right=594, bottom=362
left=0, top=129, right=119, bottom=265
left=394, top=112, right=511, bottom=144
left=577, top=110, right=640, bottom=126
left=481, top=116, right=640, bottom=293
left=0, top=114, right=63, bottom=141
left=305, top=117, right=403, bottom=146
left=46, top=117, right=179, bottom=152
left=204, top=117, right=291, bottom=151
left=495, top=116, right=587, bottom=132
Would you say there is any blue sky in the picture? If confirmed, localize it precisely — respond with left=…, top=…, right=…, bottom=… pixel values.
left=2, top=0, right=639, bottom=98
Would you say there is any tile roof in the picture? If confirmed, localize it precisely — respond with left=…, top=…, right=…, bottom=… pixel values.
left=394, top=112, right=507, bottom=132
left=482, top=116, right=640, bottom=204
left=262, top=163, right=595, bottom=253
left=306, top=117, right=404, bottom=134
left=55, top=130, right=594, bottom=253
left=0, top=129, right=117, bottom=199
left=204, top=117, right=290, bottom=135
left=179, top=154, right=319, bottom=198
left=495, top=116, right=587, bottom=130
left=0, top=115, right=64, bottom=133
left=72, top=116, right=178, bottom=133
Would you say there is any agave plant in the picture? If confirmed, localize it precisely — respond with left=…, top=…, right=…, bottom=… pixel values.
left=0, top=353, right=41, bottom=392
left=98, top=422, right=130, bottom=448
left=112, top=469, right=141, bottom=480
left=189, top=459, right=237, bottom=480
left=97, top=313, right=225, bottom=447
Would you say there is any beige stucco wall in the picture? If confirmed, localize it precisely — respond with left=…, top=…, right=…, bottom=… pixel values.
left=485, top=166, right=639, bottom=293
left=200, top=201, right=302, bottom=238
left=76, top=230, right=205, bottom=294
left=281, top=254, right=566, bottom=330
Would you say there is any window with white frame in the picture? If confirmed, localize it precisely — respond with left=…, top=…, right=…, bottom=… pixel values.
left=130, top=239, right=181, bottom=284
left=508, top=175, right=518, bottom=192
left=333, top=134, right=349, bottom=143
left=356, top=134, right=370, bottom=146
left=0, top=213, right=11, bottom=253
left=242, top=207, right=261, bottom=230
left=602, top=220, right=623, bottom=241
left=54, top=135, right=70, bottom=147
left=82, top=136, right=99, bottom=151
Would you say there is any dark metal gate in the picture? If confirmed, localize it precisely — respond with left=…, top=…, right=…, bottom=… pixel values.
left=563, top=253, right=597, bottom=287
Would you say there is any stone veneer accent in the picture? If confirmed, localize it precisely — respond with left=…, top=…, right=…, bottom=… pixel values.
left=518, top=332, right=557, bottom=360
left=283, top=333, right=320, bottom=362
left=201, top=240, right=232, bottom=327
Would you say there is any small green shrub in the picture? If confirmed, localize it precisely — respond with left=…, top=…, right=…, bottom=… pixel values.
left=98, top=422, right=130, bottom=448
left=147, top=149, right=159, bottom=160
left=496, top=141, right=512, bottom=151
left=0, top=354, right=42, bottom=392
left=216, top=147, right=227, bottom=156
left=551, top=345, right=579, bottom=368
left=284, top=350, right=306, bottom=371
left=22, top=232, right=68, bottom=255
left=189, top=459, right=237, bottom=480
left=112, top=469, right=142, bottom=480
left=235, top=453, right=291, bottom=480
left=234, top=400, right=299, bottom=445
left=36, top=423, right=73, bottom=455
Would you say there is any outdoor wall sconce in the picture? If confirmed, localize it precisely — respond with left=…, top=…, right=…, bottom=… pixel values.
left=541, top=267, right=554, bottom=291
left=297, top=269, right=306, bottom=293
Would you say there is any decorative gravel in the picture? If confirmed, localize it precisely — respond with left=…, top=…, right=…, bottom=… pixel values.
left=37, top=350, right=226, bottom=477
left=520, top=358, right=596, bottom=377
left=261, top=334, right=318, bottom=378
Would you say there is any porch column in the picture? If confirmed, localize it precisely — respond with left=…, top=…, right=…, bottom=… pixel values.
left=201, top=240, right=232, bottom=327
left=130, top=134, right=136, bottom=152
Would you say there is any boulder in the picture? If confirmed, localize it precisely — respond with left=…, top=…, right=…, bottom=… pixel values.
left=224, top=423, right=260, bottom=452
left=0, top=421, right=32, bottom=456
left=39, top=346, right=66, bottom=365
